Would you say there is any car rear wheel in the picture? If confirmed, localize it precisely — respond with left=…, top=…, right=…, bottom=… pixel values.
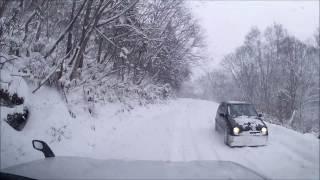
left=224, top=128, right=229, bottom=146
left=214, top=121, right=218, bottom=131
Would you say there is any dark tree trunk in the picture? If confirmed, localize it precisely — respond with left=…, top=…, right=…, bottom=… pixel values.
left=97, top=38, right=103, bottom=63
left=66, top=0, right=76, bottom=58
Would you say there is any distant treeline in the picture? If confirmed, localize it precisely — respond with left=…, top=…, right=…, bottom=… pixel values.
left=197, top=24, right=319, bottom=133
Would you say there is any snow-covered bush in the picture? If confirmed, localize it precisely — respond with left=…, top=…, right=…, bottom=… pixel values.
left=0, top=88, right=24, bottom=106
left=4, top=106, right=29, bottom=131
left=0, top=75, right=29, bottom=131
left=66, top=76, right=172, bottom=115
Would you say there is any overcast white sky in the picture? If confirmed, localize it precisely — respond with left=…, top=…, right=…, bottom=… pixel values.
left=187, top=0, right=319, bottom=76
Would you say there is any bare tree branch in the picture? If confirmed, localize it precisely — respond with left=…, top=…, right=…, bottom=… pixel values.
left=44, top=0, right=88, bottom=59
left=96, top=0, right=139, bottom=28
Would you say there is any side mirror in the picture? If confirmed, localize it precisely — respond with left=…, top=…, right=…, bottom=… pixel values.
left=32, top=140, right=55, bottom=158
left=258, top=113, right=263, bottom=117
left=219, top=113, right=225, bottom=117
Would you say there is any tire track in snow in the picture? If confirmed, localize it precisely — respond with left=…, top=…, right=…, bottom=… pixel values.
left=168, top=100, right=203, bottom=161
left=189, top=102, right=222, bottom=161
left=168, top=101, right=186, bottom=161
left=182, top=100, right=216, bottom=161
left=185, top=103, right=202, bottom=161
left=169, top=102, right=196, bottom=161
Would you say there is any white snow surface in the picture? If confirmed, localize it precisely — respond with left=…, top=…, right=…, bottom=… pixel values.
left=1, top=86, right=319, bottom=179
left=234, top=115, right=264, bottom=126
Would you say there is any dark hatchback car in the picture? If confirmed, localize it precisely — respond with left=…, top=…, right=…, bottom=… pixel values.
left=215, top=101, right=268, bottom=147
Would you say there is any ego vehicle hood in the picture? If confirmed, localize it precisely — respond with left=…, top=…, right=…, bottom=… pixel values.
left=1, top=157, right=268, bottom=179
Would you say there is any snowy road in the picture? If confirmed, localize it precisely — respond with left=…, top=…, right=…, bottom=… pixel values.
left=94, top=99, right=319, bottom=179
left=1, top=94, right=319, bottom=179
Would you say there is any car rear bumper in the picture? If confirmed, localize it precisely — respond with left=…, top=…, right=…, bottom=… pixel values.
left=227, top=134, right=268, bottom=147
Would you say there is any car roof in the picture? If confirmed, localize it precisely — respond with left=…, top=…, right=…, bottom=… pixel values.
left=222, top=101, right=251, bottom=105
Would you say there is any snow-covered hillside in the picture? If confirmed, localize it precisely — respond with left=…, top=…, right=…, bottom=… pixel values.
left=1, top=86, right=319, bottom=179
